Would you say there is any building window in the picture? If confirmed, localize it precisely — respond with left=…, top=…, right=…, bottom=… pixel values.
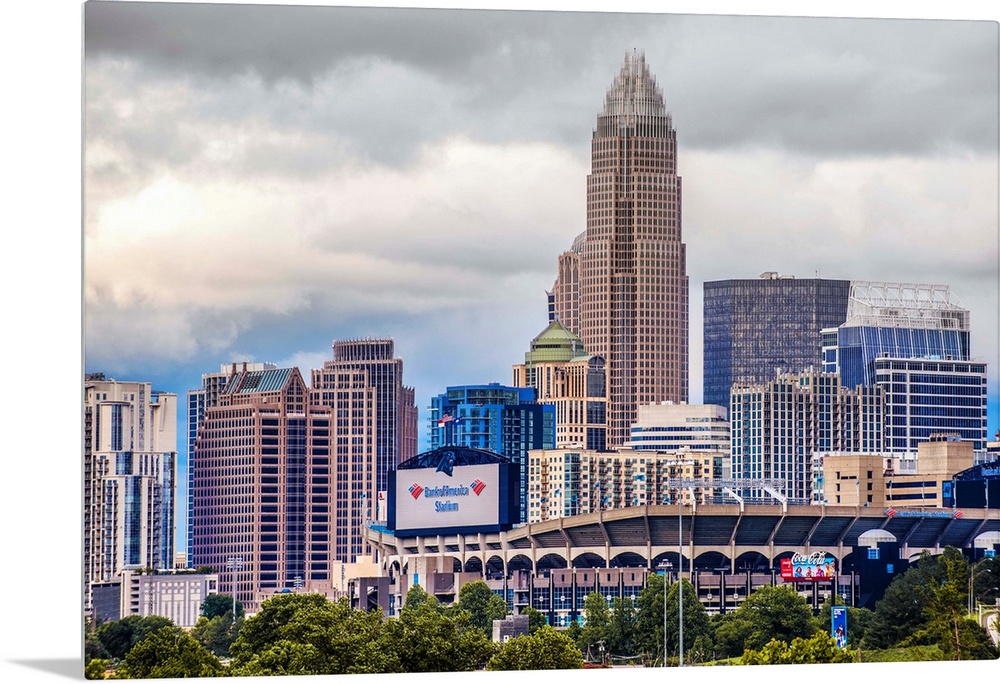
left=868, top=548, right=880, bottom=560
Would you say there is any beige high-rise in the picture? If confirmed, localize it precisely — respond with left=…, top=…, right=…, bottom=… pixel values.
left=560, top=51, right=689, bottom=447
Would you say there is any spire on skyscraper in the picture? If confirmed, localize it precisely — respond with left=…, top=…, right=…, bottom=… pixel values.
left=602, top=50, right=667, bottom=118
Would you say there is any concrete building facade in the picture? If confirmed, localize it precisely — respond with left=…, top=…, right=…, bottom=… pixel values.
left=91, top=571, right=220, bottom=628
left=813, top=433, right=976, bottom=508
left=527, top=447, right=725, bottom=523
left=512, top=320, right=607, bottom=451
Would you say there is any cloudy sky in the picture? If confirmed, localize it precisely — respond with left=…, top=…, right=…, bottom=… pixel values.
left=83, top=2, right=999, bottom=433
left=5, top=0, right=999, bottom=680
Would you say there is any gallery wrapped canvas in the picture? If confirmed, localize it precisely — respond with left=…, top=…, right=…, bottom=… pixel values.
left=75, top=1, right=1000, bottom=682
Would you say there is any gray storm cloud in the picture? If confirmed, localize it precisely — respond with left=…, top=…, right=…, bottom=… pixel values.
left=82, top=4, right=998, bottom=417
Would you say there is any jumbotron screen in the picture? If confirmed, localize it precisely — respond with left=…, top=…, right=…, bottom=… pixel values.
left=392, top=463, right=502, bottom=534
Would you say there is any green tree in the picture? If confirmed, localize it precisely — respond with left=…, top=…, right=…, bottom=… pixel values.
left=688, top=634, right=715, bottom=664
left=577, top=592, right=611, bottom=661
left=605, top=596, right=638, bottom=657
left=971, top=554, right=1000, bottom=605
left=455, top=580, right=509, bottom=637
left=487, top=625, right=584, bottom=670
left=862, top=555, right=934, bottom=650
left=862, top=546, right=998, bottom=660
left=229, top=592, right=395, bottom=675
left=84, top=658, right=109, bottom=680
left=201, top=592, right=244, bottom=619
left=191, top=612, right=244, bottom=657
left=84, top=619, right=109, bottom=663
left=116, top=625, right=224, bottom=679
left=740, top=632, right=855, bottom=665
left=903, top=548, right=999, bottom=660
left=521, top=606, right=547, bottom=635
left=664, top=578, right=712, bottom=664
left=634, top=572, right=667, bottom=663
left=713, top=585, right=819, bottom=658
left=402, top=584, right=439, bottom=612
left=385, top=592, right=495, bottom=672
left=565, top=618, right=582, bottom=644
left=95, top=615, right=175, bottom=660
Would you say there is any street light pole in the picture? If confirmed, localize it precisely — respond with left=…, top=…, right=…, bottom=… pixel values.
left=678, top=499, right=683, bottom=667
left=663, top=563, right=668, bottom=667
left=657, top=559, right=670, bottom=667
left=227, top=556, right=244, bottom=617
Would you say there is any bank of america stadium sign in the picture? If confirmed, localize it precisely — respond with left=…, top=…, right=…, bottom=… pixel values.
left=408, top=480, right=488, bottom=512
left=885, top=508, right=964, bottom=519
left=391, top=463, right=506, bottom=534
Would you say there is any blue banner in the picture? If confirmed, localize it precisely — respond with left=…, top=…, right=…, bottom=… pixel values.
left=831, top=606, right=847, bottom=648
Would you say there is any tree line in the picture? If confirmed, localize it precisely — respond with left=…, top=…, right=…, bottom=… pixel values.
left=84, top=547, right=999, bottom=678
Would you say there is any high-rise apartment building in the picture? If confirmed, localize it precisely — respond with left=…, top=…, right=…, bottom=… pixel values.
left=192, top=366, right=309, bottom=611
left=553, top=51, right=688, bottom=448
left=703, top=273, right=851, bottom=408
left=83, top=374, right=177, bottom=614
left=512, top=320, right=607, bottom=450
left=428, top=383, right=555, bottom=521
left=312, top=339, right=418, bottom=493
left=729, top=369, right=884, bottom=503
left=527, top=447, right=725, bottom=522
left=823, top=281, right=988, bottom=456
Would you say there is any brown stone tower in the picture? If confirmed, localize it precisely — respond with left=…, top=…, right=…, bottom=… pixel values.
left=577, top=51, right=689, bottom=447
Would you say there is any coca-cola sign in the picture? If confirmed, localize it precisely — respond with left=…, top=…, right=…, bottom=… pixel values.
left=780, top=552, right=836, bottom=581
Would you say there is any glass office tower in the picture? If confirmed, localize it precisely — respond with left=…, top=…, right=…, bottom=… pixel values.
left=825, top=282, right=987, bottom=455
left=703, top=273, right=851, bottom=408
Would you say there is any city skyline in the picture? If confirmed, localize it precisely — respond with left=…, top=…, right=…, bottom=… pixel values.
left=82, top=5, right=1000, bottom=556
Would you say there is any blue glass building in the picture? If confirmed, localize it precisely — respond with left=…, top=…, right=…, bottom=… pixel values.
left=824, top=282, right=987, bottom=455
left=703, top=274, right=851, bottom=408
left=428, top=383, right=555, bottom=521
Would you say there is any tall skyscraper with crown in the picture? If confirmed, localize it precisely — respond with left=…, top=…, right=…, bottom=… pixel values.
left=554, top=51, right=688, bottom=447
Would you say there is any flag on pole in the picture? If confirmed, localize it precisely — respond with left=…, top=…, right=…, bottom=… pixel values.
left=437, top=414, right=454, bottom=427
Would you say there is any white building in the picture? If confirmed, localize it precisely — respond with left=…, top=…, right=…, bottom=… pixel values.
left=627, top=401, right=730, bottom=453
left=84, top=374, right=177, bottom=616
left=91, top=571, right=220, bottom=628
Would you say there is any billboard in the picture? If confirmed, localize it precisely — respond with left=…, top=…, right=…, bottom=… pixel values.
left=780, top=552, right=836, bottom=581
left=390, top=462, right=509, bottom=535
left=831, top=606, right=848, bottom=648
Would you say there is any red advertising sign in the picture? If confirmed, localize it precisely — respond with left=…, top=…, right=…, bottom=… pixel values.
left=780, top=552, right=836, bottom=581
